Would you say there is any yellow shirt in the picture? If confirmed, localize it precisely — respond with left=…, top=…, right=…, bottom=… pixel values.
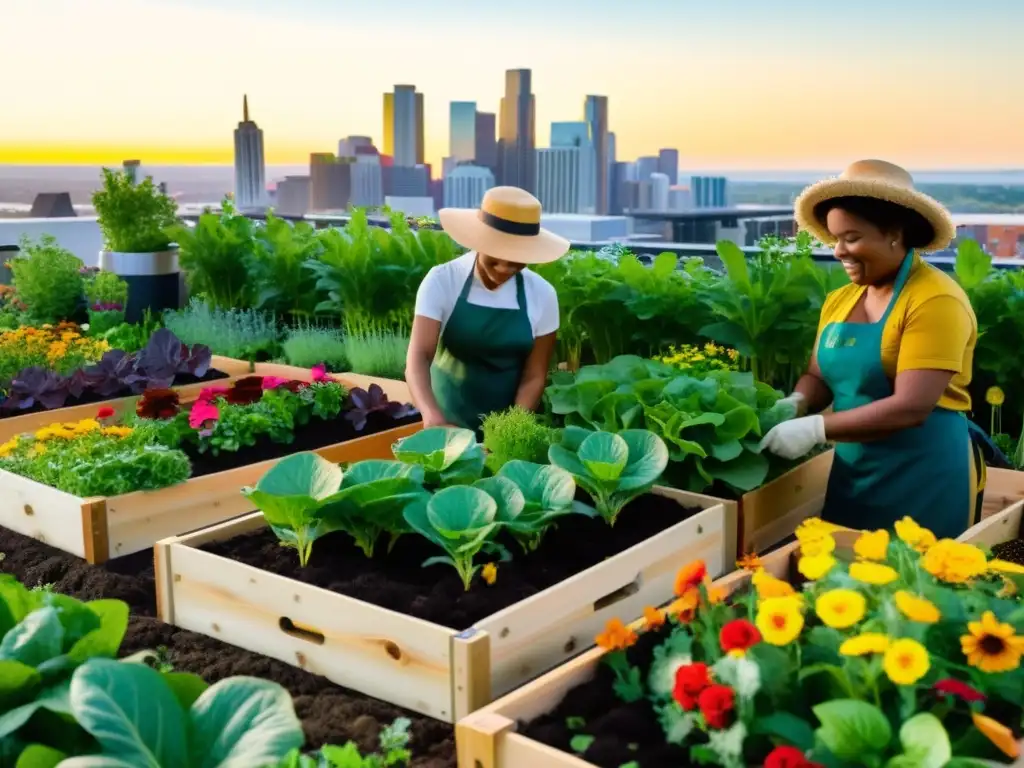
left=817, top=255, right=977, bottom=411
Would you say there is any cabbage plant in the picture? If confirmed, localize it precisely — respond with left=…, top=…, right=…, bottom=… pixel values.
left=547, top=427, right=668, bottom=526
left=492, top=461, right=595, bottom=552
left=391, top=427, right=485, bottom=487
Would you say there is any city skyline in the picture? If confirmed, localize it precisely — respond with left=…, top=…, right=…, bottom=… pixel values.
left=3, top=0, right=1023, bottom=171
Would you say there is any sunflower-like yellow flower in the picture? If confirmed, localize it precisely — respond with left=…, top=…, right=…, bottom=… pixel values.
left=0, top=436, right=19, bottom=458
left=893, top=591, right=940, bottom=624
left=755, top=596, right=804, bottom=646
left=921, top=539, right=988, bottom=584
left=100, top=426, right=133, bottom=439
left=752, top=568, right=796, bottom=599
left=986, top=386, right=1006, bottom=407
left=849, top=561, right=899, bottom=586
left=961, top=611, right=1024, bottom=673
left=853, top=529, right=890, bottom=561
left=883, top=638, right=930, bottom=685
left=798, top=553, right=837, bottom=580
left=815, top=589, right=866, bottom=629
left=840, top=632, right=890, bottom=656
left=894, top=517, right=937, bottom=553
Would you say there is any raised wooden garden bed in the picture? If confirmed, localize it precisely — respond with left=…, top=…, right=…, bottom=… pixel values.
left=0, top=366, right=420, bottom=563
left=979, top=467, right=1024, bottom=521
left=0, top=355, right=255, bottom=442
left=154, top=487, right=734, bottom=723
left=960, top=468, right=1024, bottom=553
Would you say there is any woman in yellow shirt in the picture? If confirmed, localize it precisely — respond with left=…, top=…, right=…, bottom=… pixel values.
left=760, top=160, right=986, bottom=538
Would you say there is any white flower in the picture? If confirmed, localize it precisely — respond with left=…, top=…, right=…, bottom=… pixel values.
left=712, top=655, right=761, bottom=700
left=648, top=652, right=692, bottom=698
left=708, top=721, right=747, bottom=768
left=656, top=704, right=695, bottom=745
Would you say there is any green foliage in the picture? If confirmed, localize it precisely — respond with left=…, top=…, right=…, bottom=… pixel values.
left=92, top=168, right=178, bottom=253
left=272, top=718, right=412, bottom=767
left=282, top=325, right=348, bottom=370
left=83, top=271, right=128, bottom=307
left=481, top=406, right=557, bottom=473
left=547, top=427, right=668, bottom=525
left=391, top=427, right=486, bottom=488
left=250, top=214, right=322, bottom=318
left=9, top=236, right=84, bottom=324
left=98, top=310, right=161, bottom=351
left=163, top=297, right=280, bottom=361
left=344, top=329, right=408, bottom=380
left=491, top=461, right=595, bottom=552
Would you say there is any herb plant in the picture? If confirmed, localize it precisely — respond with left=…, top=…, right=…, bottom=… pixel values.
left=547, top=427, right=668, bottom=525
left=344, top=328, right=409, bottom=380
left=99, top=309, right=161, bottom=352
left=282, top=324, right=348, bottom=370
left=8, top=235, right=84, bottom=324
left=391, top=427, right=485, bottom=487
left=273, top=718, right=412, bottom=767
left=163, top=297, right=280, bottom=361
left=84, top=270, right=129, bottom=335
left=250, top=213, right=322, bottom=318
left=481, top=406, right=557, bottom=473
left=92, top=167, right=179, bottom=253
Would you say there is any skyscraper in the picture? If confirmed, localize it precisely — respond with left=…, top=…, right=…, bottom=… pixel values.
left=691, top=176, right=729, bottom=208
left=498, top=69, right=536, bottom=192
left=649, top=172, right=670, bottom=211
left=658, top=149, right=679, bottom=185
left=584, top=95, right=610, bottom=214
left=450, top=101, right=476, bottom=162
left=444, top=164, right=495, bottom=208
left=474, top=111, right=497, bottom=174
left=550, top=121, right=595, bottom=214
left=636, top=156, right=659, bottom=183
left=536, top=147, right=583, bottom=214
left=309, top=153, right=353, bottom=211
left=233, top=95, right=266, bottom=210
left=338, top=136, right=374, bottom=158
left=383, top=85, right=424, bottom=167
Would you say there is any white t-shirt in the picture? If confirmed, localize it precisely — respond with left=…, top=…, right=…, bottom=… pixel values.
left=414, top=252, right=560, bottom=338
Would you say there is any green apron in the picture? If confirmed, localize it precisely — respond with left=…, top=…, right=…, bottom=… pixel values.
left=429, top=260, right=535, bottom=435
left=818, top=252, right=986, bottom=540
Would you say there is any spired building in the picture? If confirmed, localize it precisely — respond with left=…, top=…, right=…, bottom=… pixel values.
left=498, top=69, right=536, bottom=192
left=233, top=95, right=266, bottom=210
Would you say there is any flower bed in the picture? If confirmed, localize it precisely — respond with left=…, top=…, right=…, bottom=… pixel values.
left=0, top=364, right=420, bottom=562
left=460, top=519, right=1024, bottom=768
left=155, top=427, right=734, bottom=723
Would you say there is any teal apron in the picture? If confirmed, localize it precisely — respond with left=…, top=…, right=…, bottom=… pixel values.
left=429, top=260, right=535, bottom=435
left=818, top=252, right=986, bottom=539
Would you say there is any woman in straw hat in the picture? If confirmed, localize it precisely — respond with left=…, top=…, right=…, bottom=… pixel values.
left=406, top=186, right=569, bottom=435
left=759, top=159, right=990, bottom=538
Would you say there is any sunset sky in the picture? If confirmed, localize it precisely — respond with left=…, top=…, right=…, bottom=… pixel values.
left=2, top=0, right=1021, bottom=170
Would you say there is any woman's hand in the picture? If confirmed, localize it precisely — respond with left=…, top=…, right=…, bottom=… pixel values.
left=421, top=409, right=453, bottom=429
left=760, top=415, right=826, bottom=460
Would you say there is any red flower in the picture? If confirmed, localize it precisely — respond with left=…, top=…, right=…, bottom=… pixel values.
left=672, top=662, right=711, bottom=711
left=226, top=376, right=265, bottom=405
left=197, top=386, right=229, bottom=404
left=720, top=619, right=762, bottom=654
left=933, top=678, right=986, bottom=703
left=136, top=389, right=181, bottom=420
left=764, top=746, right=821, bottom=768
left=189, top=400, right=220, bottom=431
left=96, top=406, right=115, bottom=420
left=697, top=684, right=735, bottom=729
left=674, top=560, right=707, bottom=597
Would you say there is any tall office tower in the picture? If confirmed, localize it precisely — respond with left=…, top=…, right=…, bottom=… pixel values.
left=309, top=153, right=353, bottom=211
left=233, top=94, right=266, bottom=209
left=474, top=111, right=497, bottom=174
left=444, top=164, right=495, bottom=208
left=536, top=147, right=586, bottom=214
left=691, top=175, right=729, bottom=208
left=123, top=159, right=143, bottom=183
left=450, top=101, right=476, bottom=162
left=584, top=95, right=610, bottom=214
left=498, top=69, right=536, bottom=191
left=635, top=155, right=659, bottom=183
left=551, top=121, right=596, bottom=214
left=351, top=153, right=384, bottom=208
left=658, top=148, right=679, bottom=185
left=608, top=131, right=617, bottom=164
left=609, top=161, right=631, bottom=214
left=275, top=175, right=311, bottom=217
left=649, top=172, right=670, bottom=211
left=383, top=85, right=424, bottom=167
left=338, top=136, right=374, bottom=158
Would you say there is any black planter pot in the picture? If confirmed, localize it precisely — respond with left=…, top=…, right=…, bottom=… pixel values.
left=98, top=249, right=181, bottom=322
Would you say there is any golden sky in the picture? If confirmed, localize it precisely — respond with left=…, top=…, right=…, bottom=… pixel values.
left=2, top=0, right=1021, bottom=171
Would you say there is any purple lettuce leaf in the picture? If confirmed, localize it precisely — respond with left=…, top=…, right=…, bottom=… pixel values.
left=135, top=328, right=212, bottom=387
left=0, top=368, right=70, bottom=412
left=83, top=349, right=143, bottom=398
left=343, top=384, right=418, bottom=432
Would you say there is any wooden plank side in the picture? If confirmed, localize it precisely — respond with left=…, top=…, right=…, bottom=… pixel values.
left=475, top=496, right=731, bottom=699
left=959, top=501, right=1024, bottom=549
left=452, top=628, right=493, bottom=722
left=981, top=468, right=1024, bottom=520
left=0, top=469, right=87, bottom=557
left=740, top=451, right=833, bottom=555
left=165, top=543, right=458, bottom=721
left=104, top=423, right=419, bottom=559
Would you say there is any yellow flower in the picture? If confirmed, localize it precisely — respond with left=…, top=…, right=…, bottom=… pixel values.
left=883, top=638, right=930, bottom=685
left=854, top=529, right=890, bottom=561
left=755, top=596, right=805, bottom=646
left=799, top=534, right=836, bottom=558
left=961, top=611, right=1024, bottom=673
left=972, top=712, right=1020, bottom=759
left=849, top=561, right=898, bottom=586
left=815, top=589, right=866, bottom=629
left=894, top=517, right=936, bottom=553
left=71, top=419, right=101, bottom=434
left=0, top=436, right=20, bottom=458
left=752, top=568, right=796, bottom=599
left=798, top=553, right=837, bottom=580
left=481, top=563, right=497, bottom=585
left=795, top=517, right=840, bottom=541
left=989, top=559, right=1024, bottom=575
left=893, top=591, right=941, bottom=624
left=840, top=633, right=890, bottom=656
left=986, top=386, right=1006, bottom=406
left=100, top=426, right=133, bottom=438
left=921, top=539, right=988, bottom=584
left=29, top=443, right=47, bottom=457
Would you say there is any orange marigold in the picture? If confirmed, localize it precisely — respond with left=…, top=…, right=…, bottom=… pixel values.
left=675, top=560, right=707, bottom=596
left=669, top=587, right=701, bottom=622
left=643, top=605, right=666, bottom=630
left=737, top=552, right=763, bottom=572
left=596, top=618, right=638, bottom=651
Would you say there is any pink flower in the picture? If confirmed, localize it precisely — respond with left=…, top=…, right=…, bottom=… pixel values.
left=261, top=376, right=291, bottom=390
left=311, top=364, right=330, bottom=383
left=188, top=401, right=219, bottom=432
left=197, top=386, right=229, bottom=404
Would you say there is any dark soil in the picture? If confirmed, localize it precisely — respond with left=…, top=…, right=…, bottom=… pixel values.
left=0, top=368, right=230, bottom=419
left=201, top=493, right=705, bottom=629
left=0, top=524, right=455, bottom=767
left=184, top=412, right=421, bottom=477
left=991, top=537, right=1024, bottom=566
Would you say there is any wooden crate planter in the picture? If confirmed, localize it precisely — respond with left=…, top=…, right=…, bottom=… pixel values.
left=979, top=468, right=1024, bottom=521
left=0, top=355, right=256, bottom=443
left=0, top=367, right=419, bottom=563
left=154, top=488, right=735, bottom=723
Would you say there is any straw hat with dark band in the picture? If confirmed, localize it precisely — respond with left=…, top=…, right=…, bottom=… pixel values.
left=439, top=186, right=570, bottom=265
left=794, top=159, right=956, bottom=253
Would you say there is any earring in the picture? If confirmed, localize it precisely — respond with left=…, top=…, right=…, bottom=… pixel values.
left=891, top=241, right=898, bottom=248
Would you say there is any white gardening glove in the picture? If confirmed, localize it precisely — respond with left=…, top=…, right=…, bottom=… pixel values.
left=760, top=415, right=826, bottom=460
left=777, top=392, right=808, bottom=418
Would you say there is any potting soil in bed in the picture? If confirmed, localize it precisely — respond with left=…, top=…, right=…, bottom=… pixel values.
left=991, top=537, right=1024, bottom=566
left=0, top=524, right=454, bottom=767
left=184, top=411, right=421, bottom=477
left=201, top=493, right=705, bottom=628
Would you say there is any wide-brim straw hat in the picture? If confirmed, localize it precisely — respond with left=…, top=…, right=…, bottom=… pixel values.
left=794, top=159, right=956, bottom=253
left=439, top=186, right=570, bottom=265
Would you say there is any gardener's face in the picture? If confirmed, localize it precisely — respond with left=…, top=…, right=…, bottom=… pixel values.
left=476, top=253, right=523, bottom=290
left=827, top=208, right=904, bottom=287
